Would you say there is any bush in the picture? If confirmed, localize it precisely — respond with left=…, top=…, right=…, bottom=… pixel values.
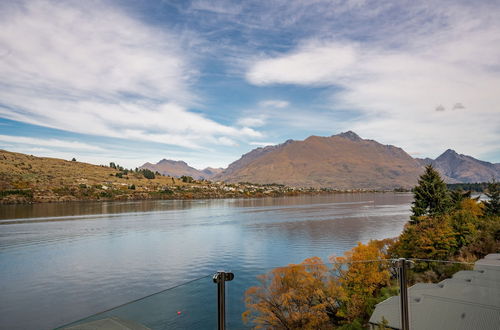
left=142, top=169, right=155, bottom=179
left=181, top=175, right=193, bottom=183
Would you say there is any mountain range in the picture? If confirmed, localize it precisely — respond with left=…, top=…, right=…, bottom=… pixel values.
left=140, top=159, right=223, bottom=180
left=141, top=131, right=500, bottom=189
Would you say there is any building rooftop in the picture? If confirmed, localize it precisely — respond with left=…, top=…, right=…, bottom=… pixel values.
left=369, top=254, right=500, bottom=330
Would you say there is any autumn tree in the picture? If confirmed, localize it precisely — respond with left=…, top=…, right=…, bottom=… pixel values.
left=243, top=241, right=393, bottom=329
left=410, top=165, right=451, bottom=223
left=450, top=198, right=481, bottom=249
left=391, top=216, right=457, bottom=260
left=332, top=241, right=391, bottom=324
left=243, top=257, right=344, bottom=329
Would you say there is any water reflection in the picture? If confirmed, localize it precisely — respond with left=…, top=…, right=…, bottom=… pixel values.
left=0, top=193, right=412, bottom=330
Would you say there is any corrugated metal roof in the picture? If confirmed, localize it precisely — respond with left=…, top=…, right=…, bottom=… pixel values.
left=369, top=254, right=500, bottom=330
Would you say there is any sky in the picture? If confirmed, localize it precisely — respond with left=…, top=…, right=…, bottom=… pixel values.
left=0, top=0, right=499, bottom=169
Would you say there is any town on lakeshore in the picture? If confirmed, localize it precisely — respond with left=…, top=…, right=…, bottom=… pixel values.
left=1, top=131, right=499, bottom=204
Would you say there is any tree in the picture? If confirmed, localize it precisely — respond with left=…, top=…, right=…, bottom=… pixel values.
left=181, top=175, right=194, bottom=183
left=332, top=241, right=391, bottom=323
left=450, top=189, right=471, bottom=210
left=71, top=157, right=76, bottom=162
left=109, top=162, right=117, bottom=169
left=391, top=216, right=457, bottom=260
left=243, top=257, right=344, bottom=329
left=484, top=179, right=500, bottom=216
left=450, top=199, right=481, bottom=249
left=410, top=165, right=451, bottom=223
left=243, top=241, right=393, bottom=329
left=142, top=169, right=155, bottom=179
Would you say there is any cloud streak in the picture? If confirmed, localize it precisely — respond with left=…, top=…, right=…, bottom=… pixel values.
left=0, top=135, right=103, bottom=151
left=0, top=0, right=259, bottom=150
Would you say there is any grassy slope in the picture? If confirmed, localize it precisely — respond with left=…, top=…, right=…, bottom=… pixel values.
left=0, top=149, right=190, bottom=203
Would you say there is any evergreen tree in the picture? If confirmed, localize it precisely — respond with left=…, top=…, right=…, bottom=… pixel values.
left=410, top=165, right=451, bottom=223
left=484, top=179, right=500, bottom=216
left=450, top=189, right=471, bottom=210
left=142, top=169, right=155, bottom=179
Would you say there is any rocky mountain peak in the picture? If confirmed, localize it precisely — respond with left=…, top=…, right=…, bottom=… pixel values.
left=335, top=131, right=362, bottom=141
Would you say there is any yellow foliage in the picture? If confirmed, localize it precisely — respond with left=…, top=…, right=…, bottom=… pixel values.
left=332, top=241, right=391, bottom=322
left=459, top=198, right=484, bottom=217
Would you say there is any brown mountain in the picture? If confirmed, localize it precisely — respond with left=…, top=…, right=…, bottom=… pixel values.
left=417, top=149, right=500, bottom=183
left=140, top=159, right=222, bottom=179
left=213, top=131, right=424, bottom=189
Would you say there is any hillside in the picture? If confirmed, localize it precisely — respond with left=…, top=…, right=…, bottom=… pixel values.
left=0, top=150, right=307, bottom=204
left=417, top=149, right=500, bottom=183
left=213, top=131, right=424, bottom=189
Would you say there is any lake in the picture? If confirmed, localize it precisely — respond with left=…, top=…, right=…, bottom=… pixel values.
left=0, top=193, right=413, bottom=329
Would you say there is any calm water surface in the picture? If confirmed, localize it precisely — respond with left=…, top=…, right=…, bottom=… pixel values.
left=0, top=193, right=413, bottom=329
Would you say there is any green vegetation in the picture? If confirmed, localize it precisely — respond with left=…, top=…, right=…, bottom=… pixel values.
left=0, top=189, right=33, bottom=198
left=484, top=179, right=499, bottom=216
left=181, top=175, right=194, bottom=183
left=140, top=169, right=155, bottom=179
left=410, top=165, right=451, bottom=223
left=447, top=182, right=488, bottom=192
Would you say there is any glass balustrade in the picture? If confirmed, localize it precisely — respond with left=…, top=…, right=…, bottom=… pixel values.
left=56, top=254, right=500, bottom=329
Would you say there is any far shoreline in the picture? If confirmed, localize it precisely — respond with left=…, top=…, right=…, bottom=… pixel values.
left=0, top=188, right=412, bottom=206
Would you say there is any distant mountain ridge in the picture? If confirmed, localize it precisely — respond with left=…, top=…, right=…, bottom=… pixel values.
left=213, top=131, right=423, bottom=189
left=140, top=159, right=223, bottom=179
left=417, top=149, right=500, bottom=183
left=142, top=132, right=499, bottom=188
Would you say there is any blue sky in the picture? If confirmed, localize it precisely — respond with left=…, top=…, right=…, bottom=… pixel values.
left=0, top=0, right=499, bottom=169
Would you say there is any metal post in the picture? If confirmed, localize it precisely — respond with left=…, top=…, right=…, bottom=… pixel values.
left=397, top=258, right=410, bottom=330
left=213, top=271, right=234, bottom=330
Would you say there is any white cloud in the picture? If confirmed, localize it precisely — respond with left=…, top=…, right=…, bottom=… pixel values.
left=0, top=135, right=104, bottom=151
left=244, top=3, right=500, bottom=159
left=237, top=116, right=266, bottom=127
left=0, top=0, right=258, bottom=150
left=249, top=141, right=276, bottom=147
left=258, top=100, right=289, bottom=108
left=247, top=42, right=357, bottom=86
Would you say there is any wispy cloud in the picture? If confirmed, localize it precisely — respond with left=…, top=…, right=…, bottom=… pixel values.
left=247, top=42, right=357, bottom=86
left=0, top=135, right=104, bottom=151
left=0, top=0, right=259, bottom=150
left=237, top=116, right=267, bottom=128
left=258, top=100, right=289, bottom=108
left=249, top=141, right=276, bottom=147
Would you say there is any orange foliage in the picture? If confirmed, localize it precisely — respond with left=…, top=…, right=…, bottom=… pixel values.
left=243, top=241, right=392, bottom=328
left=243, top=257, right=344, bottom=329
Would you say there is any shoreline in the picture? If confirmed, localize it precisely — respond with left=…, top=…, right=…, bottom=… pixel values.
left=0, top=188, right=410, bottom=205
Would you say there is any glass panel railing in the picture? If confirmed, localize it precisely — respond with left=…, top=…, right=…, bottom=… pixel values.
left=405, top=255, right=500, bottom=330
left=228, top=259, right=401, bottom=329
left=55, top=255, right=499, bottom=329
left=56, top=274, right=215, bottom=330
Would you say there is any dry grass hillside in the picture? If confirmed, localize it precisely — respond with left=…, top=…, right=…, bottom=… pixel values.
left=0, top=149, right=190, bottom=203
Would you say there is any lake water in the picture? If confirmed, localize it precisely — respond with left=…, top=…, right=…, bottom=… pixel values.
left=0, top=193, right=413, bottom=330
